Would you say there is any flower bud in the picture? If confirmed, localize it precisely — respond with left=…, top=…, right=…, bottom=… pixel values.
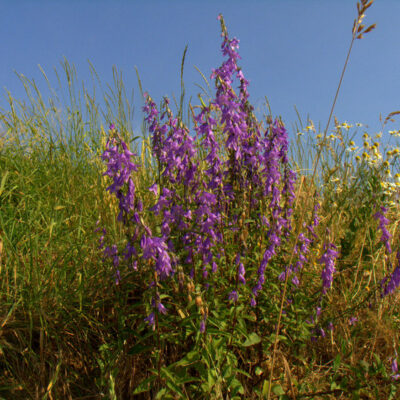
left=195, top=296, right=203, bottom=308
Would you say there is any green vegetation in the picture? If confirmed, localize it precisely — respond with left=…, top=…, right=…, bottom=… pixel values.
left=1, top=2, right=400, bottom=399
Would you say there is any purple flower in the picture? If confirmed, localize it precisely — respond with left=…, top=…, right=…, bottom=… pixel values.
left=143, top=95, right=166, bottom=161
left=319, top=243, right=339, bottom=294
left=140, top=235, right=173, bottom=280
left=238, top=262, right=246, bottom=285
left=148, top=183, right=158, bottom=196
left=348, top=316, right=358, bottom=326
left=310, top=325, right=326, bottom=341
left=212, top=262, right=218, bottom=273
left=200, top=316, right=207, bottom=333
left=233, top=253, right=246, bottom=286
left=292, top=275, right=300, bottom=286
left=374, top=206, right=392, bottom=254
left=228, top=290, right=238, bottom=303
left=145, top=312, right=155, bottom=328
left=278, top=265, right=292, bottom=282
left=101, top=131, right=139, bottom=223
left=101, top=15, right=312, bottom=335
left=381, top=251, right=400, bottom=297
left=157, top=302, right=167, bottom=315
left=391, top=358, right=400, bottom=380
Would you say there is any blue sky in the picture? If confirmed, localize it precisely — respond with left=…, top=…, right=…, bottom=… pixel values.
left=1, top=1, right=400, bottom=140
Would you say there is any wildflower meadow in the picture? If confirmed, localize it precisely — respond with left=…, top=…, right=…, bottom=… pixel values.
left=1, top=1, right=400, bottom=399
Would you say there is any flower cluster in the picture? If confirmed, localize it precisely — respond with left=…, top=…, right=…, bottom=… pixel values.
left=101, top=124, right=139, bottom=223
left=278, top=196, right=320, bottom=293
left=374, top=206, right=392, bottom=254
left=391, top=356, right=400, bottom=380
left=98, top=15, right=322, bottom=336
left=381, top=250, right=400, bottom=297
left=320, top=242, right=339, bottom=294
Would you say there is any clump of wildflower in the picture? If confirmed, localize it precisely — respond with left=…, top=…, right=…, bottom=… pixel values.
left=309, top=232, right=338, bottom=340
left=102, top=127, right=139, bottom=223
left=391, top=357, right=400, bottom=380
left=141, top=235, right=173, bottom=280
left=143, top=95, right=167, bottom=163
left=251, top=120, right=295, bottom=304
left=235, top=253, right=246, bottom=286
left=374, top=206, right=392, bottom=254
left=278, top=231, right=312, bottom=288
left=283, top=195, right=322, bottom=290
left=320, top=242, right=339, bottom=294
left=102, top=14, right=299, bottom=335
left=193, top=106, right=222, bottom=191
left=381, top=250, right=400, bottom=297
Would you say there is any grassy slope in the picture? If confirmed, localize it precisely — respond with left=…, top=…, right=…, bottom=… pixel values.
left=0, top=60, right=399, bottom=399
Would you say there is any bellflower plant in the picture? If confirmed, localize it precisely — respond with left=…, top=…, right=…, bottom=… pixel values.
left=95, top=12, right=388, bottom=399
left=101, top=13, right=299, bottom=334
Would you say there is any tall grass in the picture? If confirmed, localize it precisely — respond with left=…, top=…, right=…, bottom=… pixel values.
left=1, top=1, right=400, bottom=399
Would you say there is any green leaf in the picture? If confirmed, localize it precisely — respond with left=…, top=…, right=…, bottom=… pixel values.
left=161, top=367, right=186, bottom=398
left=166, top=380, right=185, bottom=398
left=207, top=369, right=217, bottom=387
left=155, top=388, right=168, bottom=399
left=161, top=366, right=176, bottom=382
left=132, top=375, right=156, bottom=394
left=330, top=381, right=341, bottom=390
left=262, top=380, right=270, bottom=397
left=173, top=350, right=200, bottom=367
left=235, top=368, right=252, bottom=379
left=272, top=384, right=285, bottom=396
left=267, top=333, right=288, bottom=345
left=229, top=378, right=244, bottom=396
left=193, top=361, right=207, bottom=380
left=243, top=332, right=261, bottom=347
left=222, top=365, right=232, bottom=379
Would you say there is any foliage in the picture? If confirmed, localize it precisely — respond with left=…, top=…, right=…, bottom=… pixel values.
left=0, top=1, right=400, bottom=399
